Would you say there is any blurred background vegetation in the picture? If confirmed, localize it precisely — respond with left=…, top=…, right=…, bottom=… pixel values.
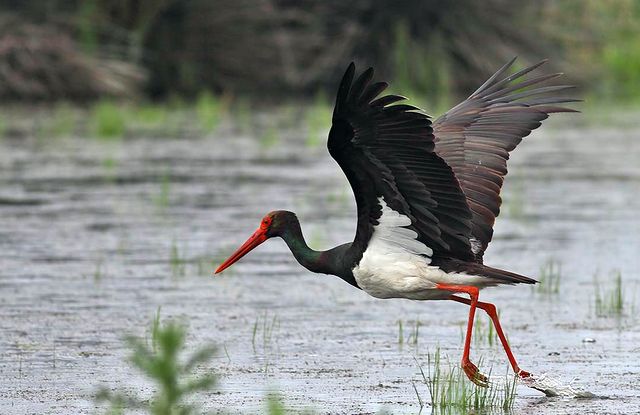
left=0, top=0, right=638, bottom=137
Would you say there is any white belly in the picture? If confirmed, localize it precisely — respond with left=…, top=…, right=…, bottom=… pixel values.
left=352, top=197, right=488, bottom=300
left=352, top=248, right=487, bottom=300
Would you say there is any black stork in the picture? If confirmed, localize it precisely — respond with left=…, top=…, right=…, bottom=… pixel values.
left=216, top=58, right=577, bottom=386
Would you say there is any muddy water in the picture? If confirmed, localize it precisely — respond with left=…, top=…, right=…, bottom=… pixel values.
left=0, top=119, right=639, bottom=414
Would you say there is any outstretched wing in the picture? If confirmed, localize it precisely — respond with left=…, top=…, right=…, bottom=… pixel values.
left=433, top=58, right=578, bottom=257
left=328, top=63, right=475, bottom=266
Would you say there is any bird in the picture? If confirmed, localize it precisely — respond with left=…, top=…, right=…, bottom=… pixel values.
left=215, top=58, right=577, bottom=386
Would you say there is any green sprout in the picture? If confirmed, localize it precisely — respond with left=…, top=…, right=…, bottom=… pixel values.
left=417, top=347, right=517, bottom=413
left=95, top=318, right=217, bottom=415
left=595, top=271, right=626, bottom=317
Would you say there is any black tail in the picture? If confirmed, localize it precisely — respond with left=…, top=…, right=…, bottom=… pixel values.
left=479, top=264, right=538, bottom=285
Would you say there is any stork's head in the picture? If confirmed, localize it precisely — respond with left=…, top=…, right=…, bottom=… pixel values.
left=214, top=210, right=297, bottom=274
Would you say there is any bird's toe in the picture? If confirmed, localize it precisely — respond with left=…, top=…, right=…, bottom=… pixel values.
left=462, top=361, right=489, bottom=388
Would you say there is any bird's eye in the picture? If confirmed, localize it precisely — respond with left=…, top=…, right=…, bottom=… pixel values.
left=261, top=218, right=271, bottom=229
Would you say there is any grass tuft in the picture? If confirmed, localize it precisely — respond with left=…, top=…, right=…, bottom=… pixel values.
left=133, top=104, right=168, bottom=126
left=266, top=392, right=287, bottom=415
left=252, top=311, right=279, bottom=354
left=397, top=318, right=421, bottom=346
left=533, top=259, right=562, bottom=295
left=252, top=311, right=280, bottom=373
left=417, top=347, right=517, bottom=413
left=95, top=317, right=217, bottom=415
left=595, top=271, right=626, bottom=317
left=196, top=91, right=221, bottom=133
left=470, top=314, right=499, bottom=347
left=92, top=100, right=127, bottom=139
left=170, top=239, right=187, bottom=278
left=259, top=125, right=280, bottom=150
left=151, top=306, right=162, bottom=353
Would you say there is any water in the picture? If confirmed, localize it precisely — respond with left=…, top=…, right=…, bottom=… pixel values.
left=0, top=120, right=639, bottom=414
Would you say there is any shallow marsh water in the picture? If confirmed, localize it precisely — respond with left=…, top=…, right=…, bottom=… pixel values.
left=0, top=117, right=639, bottom=414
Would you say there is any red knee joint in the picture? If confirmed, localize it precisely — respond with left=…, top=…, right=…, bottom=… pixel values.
left=481, top=302, right=497, bottom=316
left=436, top=284, right=479, bottom=300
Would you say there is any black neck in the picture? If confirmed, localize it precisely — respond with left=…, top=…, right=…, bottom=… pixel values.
left=279, top=218, right=359, bottom=288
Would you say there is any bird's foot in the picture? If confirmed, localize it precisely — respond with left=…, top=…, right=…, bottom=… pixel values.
left=517, top=369, right=532, bottom=379
left=462, top=360, right=489, bottom=388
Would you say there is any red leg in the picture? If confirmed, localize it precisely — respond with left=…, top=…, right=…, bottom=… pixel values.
left=449, top=294, right=531, bottom=379
left=435, top=284, right=488, bottom=387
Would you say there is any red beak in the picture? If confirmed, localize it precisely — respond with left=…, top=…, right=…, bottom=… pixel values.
left=215, top=227, right=268, bottom=274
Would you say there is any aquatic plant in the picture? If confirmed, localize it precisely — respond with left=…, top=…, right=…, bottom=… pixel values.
left=251, top=311, right=280, bottom=373
left=196, top=91, right=221, bottom=134
left=195, top=255, right=215, bottom=277
left=417, top=347, right=517, bottom=413
left=170, top=239, right=187, bottom=278
left=154, top=170, right=171, bottom=209
left=252, top=311, right=280, bottom=354
left=534, top=259, right=562, bottom=295
left=471, top=314, right=499, bottom=347
left=102, top=156, right=118, bottom=183
left=595, top=271, right=625, bottom=317
left=458, top=314, right=499, bottom=348
left=266, top=392, right=287, bottom=415
left=259, top=125, right=280, bottom=150
left=93, top=259, right=104, bottom=283
left=151, top=307, right=162, bottom=353
left=133, top=104, right=169, bottom=127
left=397, top=318, right=421, bottom=346
left=92, top=100, right=126, bottom=139
left=95, top=318, right=217, bottom=415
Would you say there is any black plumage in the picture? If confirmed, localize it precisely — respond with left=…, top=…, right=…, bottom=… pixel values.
left=329, top=63, right=475, bottom=270
left=433, top=58, right=579, bottom=257
left=328, top=59, right=576, bottom=283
